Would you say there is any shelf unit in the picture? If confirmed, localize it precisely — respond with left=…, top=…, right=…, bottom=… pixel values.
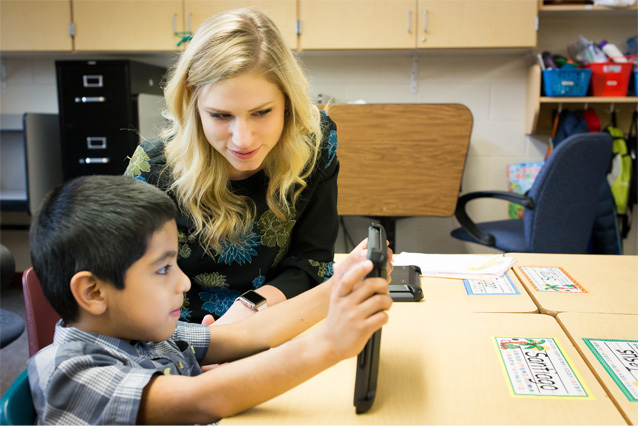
left=526, top=1, right=638, bottom=135
left=526, top=64, right=638, bottom=134
left=538, top=2, right=637, bottom=13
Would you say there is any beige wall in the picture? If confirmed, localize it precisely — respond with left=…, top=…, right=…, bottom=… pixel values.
left=1, top=13, right=637, bottom=268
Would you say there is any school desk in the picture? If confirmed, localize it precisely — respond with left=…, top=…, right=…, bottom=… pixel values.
left=505, top=253, right=638, bottom=316
left=222, top=308, right=625, bottom=425
left=334, top=254, right=538, bottom=314
left=556, top=312, right=638, bottom=425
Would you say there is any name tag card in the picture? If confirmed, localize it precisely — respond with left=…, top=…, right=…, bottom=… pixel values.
left=583, top=338, right=638, bottom=402
left=463, top=275, right=520, bottom=295
left=495, top=337, right=592, bottom=399
left=515, top=266, right=588, bottom=293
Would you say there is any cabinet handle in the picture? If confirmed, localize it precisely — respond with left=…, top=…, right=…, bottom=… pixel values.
left=407, top=10, right=411, bottom=32
left=188, top=12, right=192, bottom=32
left=86, top=137, right=107, bottom=149
left=423, top=9, right=428, bottom=32
left=173, top=13, right=176, bottom=34
left=75, top=96, right=105, bottom=103
left=79, top=157, right=110, bottom=164
left=82, top=75, right=103, bottom=88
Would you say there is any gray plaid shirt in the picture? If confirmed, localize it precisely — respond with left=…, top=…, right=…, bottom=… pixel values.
left=27, top=320, right=210, bottom=424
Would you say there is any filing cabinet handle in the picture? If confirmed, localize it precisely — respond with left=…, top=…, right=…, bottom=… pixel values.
left=86, top=137, right=107, bottom=149
left=407, top=10, right=411, bottom=32
left=79, top=157, right=110, bottom=164
left=423, top=9, right=428, bottom=32
left=75, top=96, right=106, bottom=103
left=83, top=75, right=103, bottom=88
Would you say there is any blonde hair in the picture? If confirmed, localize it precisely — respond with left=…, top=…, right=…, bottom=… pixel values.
left=161, top=8, right=322, bottom=254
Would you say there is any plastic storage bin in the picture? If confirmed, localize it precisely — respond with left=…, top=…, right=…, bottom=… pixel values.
left=587, top=61, right=633, bottom=97
left=542, top=68, right=592, bottom=97
left=632, top=71, right=638, bottom=96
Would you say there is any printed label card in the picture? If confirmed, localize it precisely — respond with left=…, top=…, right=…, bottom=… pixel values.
left=463, top=275, right=520, bottom=295
left=515, top=266, right=587, bottom=293
left=583, top=338, right=638, bottom=402
left=495, top=337, right=592, bottom=398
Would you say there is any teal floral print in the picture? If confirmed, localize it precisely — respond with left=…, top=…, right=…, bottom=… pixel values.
left=199, top=288, right=240, bottom=316
left=216, top=232, right=260, bottom=265
left=326, top=130, right=337, bottom=168
left=195, top=272, right=238, bottom=316
left=179, top=294, right=192, bottom=320
left=252, top=272, right=266, bottom=289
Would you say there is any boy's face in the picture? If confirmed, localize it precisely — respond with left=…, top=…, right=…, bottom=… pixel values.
left=104, top=219, right=191, bottom=343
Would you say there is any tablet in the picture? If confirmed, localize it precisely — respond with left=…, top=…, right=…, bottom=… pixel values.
left=354, top=223, right=387, bottom=414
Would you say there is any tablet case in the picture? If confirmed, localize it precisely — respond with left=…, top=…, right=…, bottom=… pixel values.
left=389, top=265, right=424, bottom=302
left=354, top=223, right=387, bottom=414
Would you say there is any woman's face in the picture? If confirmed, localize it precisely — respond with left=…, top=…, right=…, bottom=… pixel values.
left=197, top=73, right=286, bottom=180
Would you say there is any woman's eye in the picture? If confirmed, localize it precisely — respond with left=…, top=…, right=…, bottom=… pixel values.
left=158, top=264, right=172, bottom=275
left=254, top=108, right=272, bottom=117
left=209, top=113, right=231, bottom=120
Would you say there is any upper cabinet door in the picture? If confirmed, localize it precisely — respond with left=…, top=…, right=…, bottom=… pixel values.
left=185, top=1, right=298, bottom=50
left=1, top=1, right=73, bottom=52
left=72, top=0, right=184, bottom=52
left=417, top=0, right=537, bottom=48
left=299, top=0, right=416, bottom=50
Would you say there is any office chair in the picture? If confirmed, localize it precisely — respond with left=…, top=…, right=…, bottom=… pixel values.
left=0, top=369, right=36, bottom=425
left=22, top=268, right=60, bottom=357
left=451, top=132, right=614, bottom=254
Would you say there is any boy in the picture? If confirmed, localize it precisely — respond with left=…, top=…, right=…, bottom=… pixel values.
left=27, top=175, right=392, bottom=424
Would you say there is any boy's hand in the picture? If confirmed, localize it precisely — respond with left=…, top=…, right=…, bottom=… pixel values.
left=338, top=238, right=394, bottom=283
left=319, top=260, right=392, bottom=361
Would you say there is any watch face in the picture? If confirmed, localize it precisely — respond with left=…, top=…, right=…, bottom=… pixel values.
left=241, top=291, right=266, bottom=307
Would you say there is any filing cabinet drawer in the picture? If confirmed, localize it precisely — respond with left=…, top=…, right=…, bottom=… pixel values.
left=61, top=126, right=138, bottom=179
left=56, top=62, right=132, bottom=125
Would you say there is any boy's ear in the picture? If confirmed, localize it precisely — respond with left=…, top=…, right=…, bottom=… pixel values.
left=70, top=271, right=107, bottom=316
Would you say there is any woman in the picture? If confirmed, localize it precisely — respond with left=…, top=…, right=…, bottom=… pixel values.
left=124, top=8, right=339, bottom=324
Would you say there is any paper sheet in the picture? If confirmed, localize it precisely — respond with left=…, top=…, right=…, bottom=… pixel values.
left=392, top=252, right=516, bottom=280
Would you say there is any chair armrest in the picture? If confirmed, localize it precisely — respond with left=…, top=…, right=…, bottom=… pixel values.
left=454, top=191, right=535, bottom=246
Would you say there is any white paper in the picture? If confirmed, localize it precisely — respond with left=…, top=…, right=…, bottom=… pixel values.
left=392, top=252, right=516, bottom=280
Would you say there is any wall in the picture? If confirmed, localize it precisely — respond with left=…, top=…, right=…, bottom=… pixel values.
left=1, top=35, right=637, bottom=270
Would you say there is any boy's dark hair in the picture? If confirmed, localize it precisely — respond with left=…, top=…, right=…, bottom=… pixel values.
left=30, top=175, right=177, bottom=322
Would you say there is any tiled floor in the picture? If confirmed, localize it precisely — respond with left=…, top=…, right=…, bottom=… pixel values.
left=0, top=282, right=29, bottom=397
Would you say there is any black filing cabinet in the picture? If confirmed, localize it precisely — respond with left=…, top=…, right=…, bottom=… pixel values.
left=55, top=60, right=166, bottom=180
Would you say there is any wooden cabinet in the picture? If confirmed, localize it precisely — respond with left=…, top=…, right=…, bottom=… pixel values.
left=299, top=0, right=416, bottom=50
left=72, top=0, right=184, bottom=52
left=526, top=2, right=638, bottom=134
left=416, top=0, right=537, bottom=48
left=299, top=0, right=536, bottom=50
left=0, top=0, right=73, bottom=52
left=185, top=1, right=297, bottom=50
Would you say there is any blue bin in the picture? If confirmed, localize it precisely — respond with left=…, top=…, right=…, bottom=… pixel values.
left=542, top=69, right=592, bottom=97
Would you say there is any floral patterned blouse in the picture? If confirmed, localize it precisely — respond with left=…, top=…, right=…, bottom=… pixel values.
left=124, top=110, right=339, bottom=322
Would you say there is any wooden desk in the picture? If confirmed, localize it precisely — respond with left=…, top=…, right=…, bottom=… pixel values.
left=222, top=308, right=625, bottom=425
left=326, top=104, right=473, bottom=217
left=506, top=254, right=638, bottom=316
left=557, top=313, right=638, bottom=425
left=335, top=254, right=538, bottom=314
left=420, top=271, right=539, bottom=314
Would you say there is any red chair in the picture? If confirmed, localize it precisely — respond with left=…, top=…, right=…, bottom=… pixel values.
left=22, top=268, right=60, bottom=357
